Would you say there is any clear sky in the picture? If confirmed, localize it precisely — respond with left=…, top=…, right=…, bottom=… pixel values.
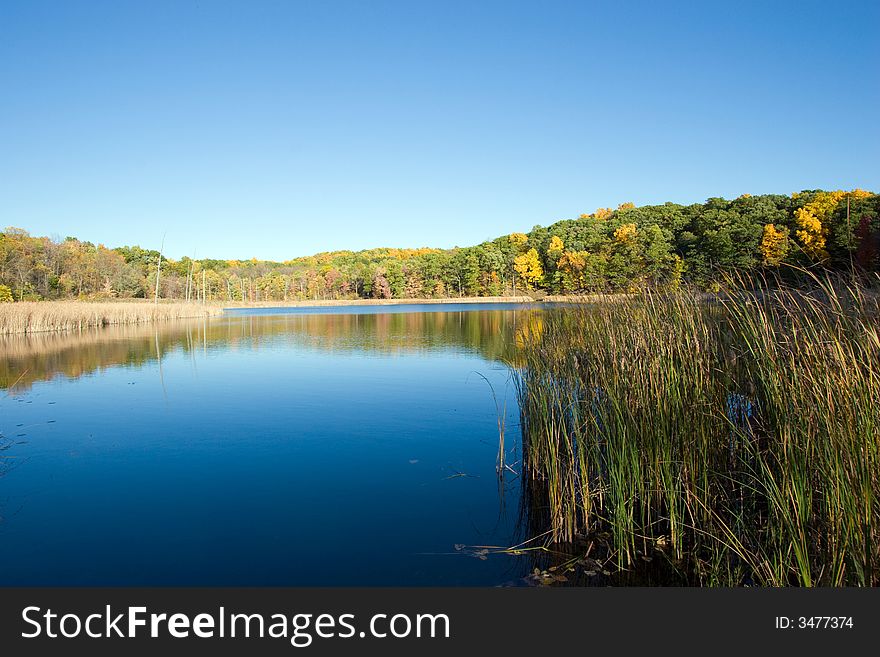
left=1, top=0, right=878, bottom=261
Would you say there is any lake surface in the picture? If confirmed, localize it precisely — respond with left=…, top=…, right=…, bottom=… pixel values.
left=0, top=304, right=536, bottom=585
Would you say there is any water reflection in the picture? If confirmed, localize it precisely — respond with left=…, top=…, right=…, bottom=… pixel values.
left=0, top=304, right=534, bottom=586
left=2, top=305, right=537, bottom=391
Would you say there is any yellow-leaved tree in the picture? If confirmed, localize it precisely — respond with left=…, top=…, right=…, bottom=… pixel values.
left=508, top=233, right=528, bottom=253
left=760, top=224, right=789, bottom=267
left=548, top=235, right=564, bottom=262
left=513, top=248, right=543, bottom=289
left=557, top=250, right=590, bottom=291
left=794, top=191, right=845, bottom=260
left=613, top=223, right=638, bottom=243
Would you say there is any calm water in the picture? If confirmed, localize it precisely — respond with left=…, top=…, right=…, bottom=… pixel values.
left=0, top=304, right=536, bottom=585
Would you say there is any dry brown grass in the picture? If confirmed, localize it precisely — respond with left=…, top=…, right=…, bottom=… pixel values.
left=0, top=301, right=223, bottom=335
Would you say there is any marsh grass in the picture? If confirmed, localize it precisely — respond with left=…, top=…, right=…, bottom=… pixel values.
left=514, top=272, right=879, bottom=586
left=0, top=301, right=223, bottom=335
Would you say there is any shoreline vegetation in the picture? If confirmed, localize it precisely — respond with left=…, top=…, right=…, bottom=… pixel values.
left=0, top=296, right=536, bottom=335
left=515, top=273, right=879, bottom=586
left=1, top=188, right=877, bottom=338
left=0, top=301, right=224, bottom=335
left=2, top=189, right=877, bottom=308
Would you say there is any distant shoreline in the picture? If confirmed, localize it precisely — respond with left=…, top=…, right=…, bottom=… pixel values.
left=2, top=295, right=658, bottom=335
left=221, top=295, right=536, bottom=308
left=220, top=294, right=642, bottom=308
left=1, top=294, right=651, bottom=336
left=0, top=297, right=538, bottom=335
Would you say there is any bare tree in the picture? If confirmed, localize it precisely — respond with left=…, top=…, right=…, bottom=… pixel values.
left=154, top=233, right=166, bottom=306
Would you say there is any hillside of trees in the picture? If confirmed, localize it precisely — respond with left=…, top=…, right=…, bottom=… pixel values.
left=1, top=189, right=878, bottom=303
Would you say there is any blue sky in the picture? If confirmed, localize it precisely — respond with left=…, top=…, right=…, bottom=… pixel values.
left=1, top=0, right=878, bottom=261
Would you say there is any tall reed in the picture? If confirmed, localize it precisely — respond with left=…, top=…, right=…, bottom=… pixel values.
left=513, top=273, right=879, bottom=586
left=0, top=301, right=223, bottom=335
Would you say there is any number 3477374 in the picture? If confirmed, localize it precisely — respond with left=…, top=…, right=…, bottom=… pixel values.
left=775, top=617, right=854, bottom=629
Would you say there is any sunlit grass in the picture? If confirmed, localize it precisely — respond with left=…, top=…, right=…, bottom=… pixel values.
left=0, top=300, right=223, bottom=335
left=513, top=272, right=879, bottom=586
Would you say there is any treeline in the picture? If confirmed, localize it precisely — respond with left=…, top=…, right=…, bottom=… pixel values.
left=1, top=189, right=878, bottom=303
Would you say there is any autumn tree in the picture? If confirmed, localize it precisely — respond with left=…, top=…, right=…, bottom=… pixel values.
left=513, top=248, right=543, bottom=290
left=613, top=223, right=637, bottom=243
left=760, top=224, right=790, bottom=267
left=828, top=189, right=876, bottom=264
left=794, top=191, right=845, bottom=261
left=2, top=190, right=877, bottom=303
left=372, top=272, right=391, bottom=299
left=557, top=250, right=606, bottom=292
left=547, top=235, right=564, bottom=262
left=508, top=233, right=528, bottom=253
left=854, top=215, right=879, bottom=270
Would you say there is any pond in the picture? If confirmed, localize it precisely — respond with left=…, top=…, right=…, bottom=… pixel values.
left=0, top=304, right=536, bottom=585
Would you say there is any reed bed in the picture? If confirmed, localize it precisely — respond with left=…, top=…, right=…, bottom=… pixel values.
left=514, top=274, right=879, bottom=586
left=0, top=301, right=223, bottom=335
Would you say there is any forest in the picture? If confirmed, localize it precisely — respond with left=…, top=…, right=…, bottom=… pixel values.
left=1, top=188, right=878, bottom=303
